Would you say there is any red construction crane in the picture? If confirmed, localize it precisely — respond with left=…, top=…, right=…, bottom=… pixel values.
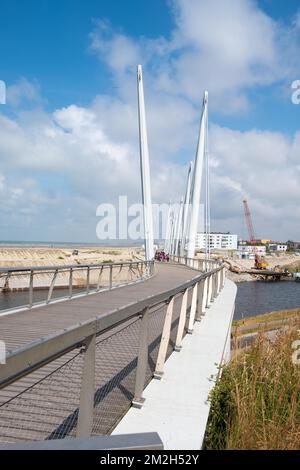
left=243, top=198, right=256, bottom=242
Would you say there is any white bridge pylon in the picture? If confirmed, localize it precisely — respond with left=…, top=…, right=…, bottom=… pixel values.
left=137, top=65, right=154, bottom=262
left=186, top=91, right=208, bottom=259
left=180, top=161, right=193, bottom=257
left=137, top=64, right=209, bottom=262
left=165, top=91, right=209, bottom=260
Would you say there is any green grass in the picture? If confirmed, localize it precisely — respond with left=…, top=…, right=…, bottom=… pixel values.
left=205, top=328, right=300, bottom=449
left=233, top=308, right=300, bottom=331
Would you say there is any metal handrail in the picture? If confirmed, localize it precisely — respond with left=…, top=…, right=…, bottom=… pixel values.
left=0, top=260, right=151, bottom=273
left=170, top=254, right=219, bottom=267
left=0, top=259, right=155, bottom=310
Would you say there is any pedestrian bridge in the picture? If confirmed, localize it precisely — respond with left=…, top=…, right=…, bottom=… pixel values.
left=0, top=257, right=236, bottom=449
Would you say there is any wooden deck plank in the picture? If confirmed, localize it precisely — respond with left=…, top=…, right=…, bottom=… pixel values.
left=0, top=263, right=197, bottom=352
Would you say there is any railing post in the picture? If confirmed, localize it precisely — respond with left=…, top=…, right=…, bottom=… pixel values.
left=97, top=267, right=103, bottom=292
left=46, top=269, right=58, bottom=304
left=195, top=280, right=204, bottom=321
left=109, top=265, right=113, bottom=289
left=201, top=277, right=208, bottom=314
left=212, top=273, right=217, bottom=301
left=138, top=262, right=141, bottom=278
left=175, top=288, right=188, bottom=351
left=217, top=270, right=221, bottom=294
left=3, top=272, right=9, bottom=291
left=211, top=273, right=217, bottom=302
left=132, top=308, right=149, bottom=408
left=154, top=296, right=174, bottom=379
left=76, top=332, right=96, bottom=438
left=29, top=270, right=34, bottom=308
left=188, top=283, right=198, bottom=333
left=214, top=272, right=219, bottom=297
left=220, top=267, right=224, bottom=288
left=69, top=268, right=73, bottom=299
left=222, top=266, right=226, bottom=287
left=86, top=267, right=90, bottom=294
left=206, top=274, right=213, bottom=307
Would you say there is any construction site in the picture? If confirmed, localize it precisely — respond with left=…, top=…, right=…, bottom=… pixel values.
left=213, top=198, right=300, bottom=282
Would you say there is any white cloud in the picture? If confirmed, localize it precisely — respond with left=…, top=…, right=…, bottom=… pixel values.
left=90, top=20, right=141, bottom=73
left=6, top=78, right=43, bottom=108
left=209, top=125, right=300, bottom=239
left=90, top=0, right=297, bottom=114
left=1, top=0, right=300, bottom=241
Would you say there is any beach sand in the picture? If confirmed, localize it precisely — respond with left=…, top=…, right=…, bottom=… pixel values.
left=0, top=246, right=144, bottom=290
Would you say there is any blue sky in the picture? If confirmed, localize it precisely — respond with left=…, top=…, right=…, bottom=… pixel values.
left=1, top=0, right=299, bottom=131
left=0, top=0, right=173, bottom=109
left=0, top=0, right=300, bottom=242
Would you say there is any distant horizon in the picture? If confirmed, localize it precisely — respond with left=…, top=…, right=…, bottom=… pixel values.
left=0, top=239, right=143, bottom=247
left=0, top=234, right=298, bottom=247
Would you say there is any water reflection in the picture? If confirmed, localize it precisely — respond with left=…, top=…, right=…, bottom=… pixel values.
left=235, top=281, right=300, bottom=319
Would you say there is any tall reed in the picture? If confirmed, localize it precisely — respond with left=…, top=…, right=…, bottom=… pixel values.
left=205, top=328, right=300, bottom=449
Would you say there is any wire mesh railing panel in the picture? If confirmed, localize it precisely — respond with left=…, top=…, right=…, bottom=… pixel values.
left=146, top=304, right=167, bottom=378
left=92, top=317, right=140, bottom=435
left=166, top=294, right=182, bottom=360
left=0, top=318, right=143, bottom=444
left=184, top=287, right=193, bottom=335
left=0, top=349, right=83, bottom=444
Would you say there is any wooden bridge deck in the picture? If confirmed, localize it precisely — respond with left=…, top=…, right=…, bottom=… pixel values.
left=0, top=261, right=200, bottom=444
left=0, top=262, right=198, bottom=353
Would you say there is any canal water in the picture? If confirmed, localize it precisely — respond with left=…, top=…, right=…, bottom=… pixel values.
left=234, top=281, right=300, bottom=320
left=0, top=287, right=85, bottom=311
left=0, top=281, right=300, bottom=320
